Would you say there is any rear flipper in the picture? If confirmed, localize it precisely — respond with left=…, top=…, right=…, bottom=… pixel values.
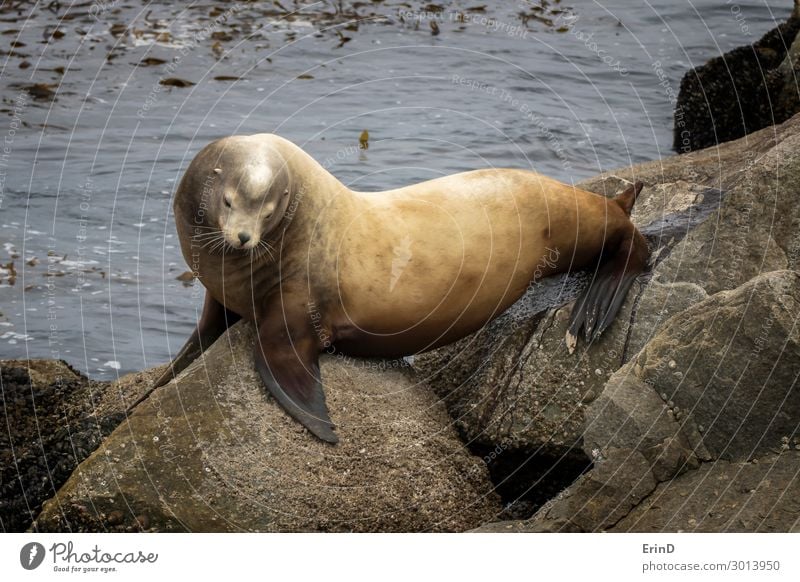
left=254, top=307, right=338, bottom=444
left=566, top=183, right=649, bottom=352
left=129, top=293, right=240, bottom=411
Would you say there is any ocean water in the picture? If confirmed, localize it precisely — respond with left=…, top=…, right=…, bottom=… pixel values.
left=0, top=0, right=793, bottom=377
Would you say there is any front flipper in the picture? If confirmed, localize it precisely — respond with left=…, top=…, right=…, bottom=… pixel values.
left=253, top=311, right=338, bottom=444
left=130, top=293, right=240, bottom=411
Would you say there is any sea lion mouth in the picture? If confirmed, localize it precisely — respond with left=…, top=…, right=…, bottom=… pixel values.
left=219, top=233, right=277, bottom=261
left=226, top=235, right=259, bottom=251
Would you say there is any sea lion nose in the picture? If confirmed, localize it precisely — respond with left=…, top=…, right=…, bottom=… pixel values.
left=238, top=232, right=251, bottom=245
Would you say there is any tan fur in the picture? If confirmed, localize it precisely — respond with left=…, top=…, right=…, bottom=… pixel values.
left=177, top=134, right=635, bottom=357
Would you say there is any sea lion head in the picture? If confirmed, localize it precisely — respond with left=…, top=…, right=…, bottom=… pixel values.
left=195, top=136, right=294, bottom=252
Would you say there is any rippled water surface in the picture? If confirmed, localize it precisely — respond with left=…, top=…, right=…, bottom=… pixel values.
left=0, top=0, right=792, bottom=377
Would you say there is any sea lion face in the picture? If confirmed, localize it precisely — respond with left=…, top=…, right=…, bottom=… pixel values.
left=207, top=140, right=293, bottom=252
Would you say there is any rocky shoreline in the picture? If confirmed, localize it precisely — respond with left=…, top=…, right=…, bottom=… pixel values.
left=1, top=108, right=796, bottom=532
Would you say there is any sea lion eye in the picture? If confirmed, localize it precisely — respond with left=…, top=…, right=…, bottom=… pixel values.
left=224, top=195, right=232, bottom=208
left=283, top=189, right=289, bottom=196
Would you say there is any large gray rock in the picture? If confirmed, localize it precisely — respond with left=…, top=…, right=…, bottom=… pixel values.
left=610, top=451, right=800, bottom=533
left=655, top=139, right=800, bottom=295
left=587, top=268, right=800, bottom=472
left=583, top=373, right=701, bottom=482
left=477, top=450, right=800, bottom=533
left=474, top=269, right=800, bottom=532
left=35, top=322, right=500, bottom=532
left=633, top=270, right=800, bottom=462
left=474, top=448, right=657, bottom=532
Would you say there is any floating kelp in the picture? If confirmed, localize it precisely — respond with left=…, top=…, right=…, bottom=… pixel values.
left=159, top=77, right=195, bottom=87
left=16, top=82, right=57, bottom=100
left=137, top=57, right=167, bottom=66
left=335, top=30, right=351, bottom=47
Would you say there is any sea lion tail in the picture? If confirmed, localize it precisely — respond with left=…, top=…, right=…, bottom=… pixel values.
left=565, top=226, right=649, bottom=352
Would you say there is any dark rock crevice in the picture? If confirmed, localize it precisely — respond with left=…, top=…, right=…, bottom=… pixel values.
left=472, top=443, right=593, bottom=521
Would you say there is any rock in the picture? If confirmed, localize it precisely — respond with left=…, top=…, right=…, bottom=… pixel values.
left=622, top=279, right=708, bottom=356
left=674, top=14, right=800, bottom=152
left=474, top=269, right=800, bottom=531
left=654, top=143, right=800, bottom=295
left=633, top=270, right=800, bottom=462
left=609, top=452, right=800, bottom=532
left=35, top=322, right=500, bottom=532
left=476, top=450, right=800, bottom=533
left=106, top=510, right=124, bottom=526
left=413, top=290, right=609, bottom=452
left=0, top=360, right=124, bottom=532
left=583, top=373, right=700, bottom=481
left=775, top=23, right=800, bottom=122
left=474, top=448, right=657, bottom=532
left=91, top=364, right=168, bottom=418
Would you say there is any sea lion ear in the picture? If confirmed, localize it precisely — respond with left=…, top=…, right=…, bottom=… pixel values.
left=613, top=180, right=644, bottom=216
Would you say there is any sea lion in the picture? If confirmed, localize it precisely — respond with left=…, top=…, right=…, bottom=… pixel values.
left=147, top=134, right=649, bottom=443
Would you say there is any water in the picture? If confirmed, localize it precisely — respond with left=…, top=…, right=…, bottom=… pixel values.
left=0, top=0, right=792, bottom=378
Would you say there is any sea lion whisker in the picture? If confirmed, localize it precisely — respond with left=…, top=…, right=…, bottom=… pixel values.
left=209, top=238, right=227, bottom=254
left=251, top=242, right=264, bottom=261
left=193, top=232, right=223, bottom=242
left=192, top=229, right=222, bottom=238
left=257, top=240, right=275, bottom=262
left=201, top=235, right=225, bottom=250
